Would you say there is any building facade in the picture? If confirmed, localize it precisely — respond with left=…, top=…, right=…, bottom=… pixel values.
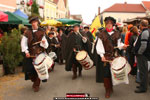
left=101, top=2, right=149, bottom=23
left=44, top=0, right=57, bottom=20
left=16, top=0, right=44, bottom=18
left=53, top=0, right=66, bottom=19
left=0, top=0, right=17, bottom=12
left=70, top=14, right=83, bottom=21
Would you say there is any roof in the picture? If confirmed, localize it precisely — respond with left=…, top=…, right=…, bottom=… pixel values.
left=54, top=0, right=67, bottom=7
left=53, top=0, right=59, bottom=4
left=103, top=2, right=146, bottom=13
left=70, top=15, right=83, bottom=21
left=64, top=0, right=67, bottom=7
left=142, top=1, right=150, bottom=10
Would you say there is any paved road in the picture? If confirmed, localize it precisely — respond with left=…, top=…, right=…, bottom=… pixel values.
left=0, top=64, right=150, bottom=100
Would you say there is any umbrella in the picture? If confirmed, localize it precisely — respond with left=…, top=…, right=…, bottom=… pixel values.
left=13, top=9, right=28, bottom=19
left=41, top=19, right=62, bottom=26
left=0, top=12, right=30, bottom=25
left=0, top=11, right=8, bottom=22
left=57, top=18, right=81, bottom=25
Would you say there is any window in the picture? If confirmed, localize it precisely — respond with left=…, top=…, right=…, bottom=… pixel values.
left=118, top=18, right=121, bottom=22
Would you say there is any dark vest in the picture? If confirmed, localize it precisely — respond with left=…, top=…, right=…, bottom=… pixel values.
left=73, top=32, right=84, bottom=50
left=98, top=29, right=121, bottom=60
left=24, top=28, right=45, bottom=56
left=134, top=28, right=150, bottom=60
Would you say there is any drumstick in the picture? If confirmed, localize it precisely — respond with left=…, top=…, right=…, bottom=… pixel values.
left=105, top=60, right=112, bottom=63
left=114, top=45, right=129, bottom=49
left=30, top=56, right=36, bottom=58
left=78, top=32, right=95, bottom=45
left=32, top=41, right=42, bottom=45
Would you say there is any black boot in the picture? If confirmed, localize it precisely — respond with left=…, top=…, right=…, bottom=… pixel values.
left=104, top=78, right=113, bottom=98
left=33, top=77, right=40, bottom=92
left=78, top=65, right=82, bottom=77
left=72, top=65, right=77, bottom=80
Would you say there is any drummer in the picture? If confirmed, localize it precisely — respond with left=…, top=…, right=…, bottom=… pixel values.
left=21, top=16, right=49, bottom=92
left=96, top=16, right=127, bottom=98
left=65, top=24, right=91, bottom=80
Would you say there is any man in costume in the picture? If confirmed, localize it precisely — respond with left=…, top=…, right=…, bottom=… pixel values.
left=57, top=28, right=67, bottom=64
left=96, top=16, right=126, bottom=98
left=94, top=27, right=104, bottom=83
left=65, top=24, right=91, bottom=80
left=21, top=17, right=49, bottom=92
left=134, top=20, right=150, bottom=93
left=83, top=26, right=94, bottom=43
left=47, top=32, right=60, bottom=53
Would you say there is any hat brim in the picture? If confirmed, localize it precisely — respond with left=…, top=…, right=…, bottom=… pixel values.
left=84, top=27, right=89, bottom=29
left=29, top=17, right=40, bottom=24
left=104, top=17, right=116, bottom=25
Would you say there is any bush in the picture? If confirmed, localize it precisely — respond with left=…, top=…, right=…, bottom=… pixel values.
left=0, top=29, right=23, bottom=74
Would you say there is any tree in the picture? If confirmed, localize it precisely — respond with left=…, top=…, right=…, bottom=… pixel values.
left=0, top=29, right=23, bottom=74
left=31, top=0, right=40, bottom=17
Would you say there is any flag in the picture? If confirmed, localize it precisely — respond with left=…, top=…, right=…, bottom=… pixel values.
left=90, top=15, right=101, bottom=39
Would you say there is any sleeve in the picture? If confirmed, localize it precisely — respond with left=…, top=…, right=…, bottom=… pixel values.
left=124, top=32, right=129, bottom=45
left=138, top=31, right=149, bottom=54
left=82, top=37, right=87, bottom=43
left=96, top=38, right=105, bottom=57
left=117, top=38, right=125, bottom=50
left=21, top=36, right=29, bottom=53
left=40, top=35, right=49, bottom=49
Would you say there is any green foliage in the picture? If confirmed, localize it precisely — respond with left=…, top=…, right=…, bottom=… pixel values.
left=30, top=0, right=43, bottom=21
left=31, top=0, right=39, bottom=16
left=0, top=29, right=23, bottom=74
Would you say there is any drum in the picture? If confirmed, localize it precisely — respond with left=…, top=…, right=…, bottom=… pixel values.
left=110, top=57, right=131, bottom=85
left=76, top=50, right=94, bottom=70
left=48, top=52, right=57, bottom=60
left=33, top=53, right=54, bottom=81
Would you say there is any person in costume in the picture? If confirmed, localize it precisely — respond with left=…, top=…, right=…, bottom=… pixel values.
left=57, top=28, right=67, bottom=64
left=65, top=24, right=91, bottom=80
left=21, top=17, right=49, bottom=92
left=83, top=26, right=94, bottom=43
left=94, top=27, right=104, bottom=83
left=47, top=32, right=60, bottom=63
left=96, top=16, right=127, bottom=98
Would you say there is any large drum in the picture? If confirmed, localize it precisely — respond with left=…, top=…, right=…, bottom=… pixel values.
left=33, top=53, right=54, bottom=81
left=76, top=50, right=94, bottom=70
left=110, top=57, right=131, bottom=85
left=48, top=52, right=57, bottom=60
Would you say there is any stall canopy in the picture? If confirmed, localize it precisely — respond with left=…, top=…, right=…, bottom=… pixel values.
left=0, top=11, right=8, bottom=22
left=57, top=18, right=82, bottom=25
left=41, top=19, right=62, bottom=26
left=0, top=12, right=30, bottom=25
left=13, top=9, right=28, bottom=19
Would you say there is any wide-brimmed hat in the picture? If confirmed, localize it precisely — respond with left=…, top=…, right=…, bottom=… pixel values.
left=98, top=27, right=104, bottom=31
left=29, top=16, right=40, bottom=24
left=73, top=24, right=80, bottom=28
left=84, top=26, right=90, bottom=29
left=48, top=32, right=54, bottom=36
left=104, top=16, right=116, bottom=26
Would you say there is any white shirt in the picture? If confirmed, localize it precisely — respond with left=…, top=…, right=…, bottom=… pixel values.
left=96, top=31, right=124, bottom=57
left=21, top=34, right=49, bottom=54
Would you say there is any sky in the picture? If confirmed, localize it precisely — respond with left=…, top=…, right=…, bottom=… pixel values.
left=68, top=0, right=150, bottom=24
